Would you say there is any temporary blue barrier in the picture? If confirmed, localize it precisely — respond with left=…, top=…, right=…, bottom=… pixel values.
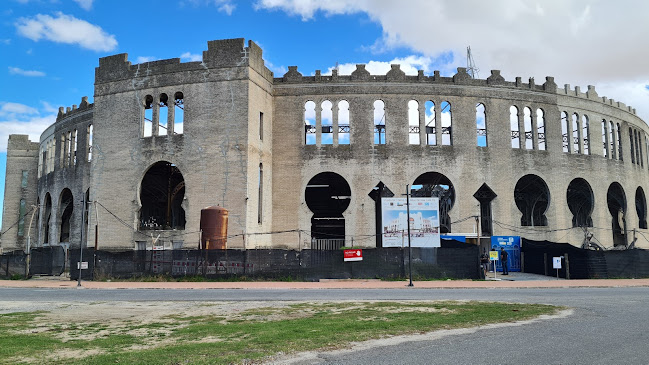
left=491, top=236, right=521, bottom=272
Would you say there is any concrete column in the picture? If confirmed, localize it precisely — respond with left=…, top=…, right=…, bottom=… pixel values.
left=419, top=100, right=426, bottom=145
left=315, top=100, right=322, bottom=146
left=332, top=101, right=339, bottom=146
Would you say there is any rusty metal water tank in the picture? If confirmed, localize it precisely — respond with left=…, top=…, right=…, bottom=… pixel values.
left=200, top=206, right=228, bottom=249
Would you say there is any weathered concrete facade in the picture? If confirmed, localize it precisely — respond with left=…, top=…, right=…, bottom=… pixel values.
left=2, top=38, right=649, bottom=254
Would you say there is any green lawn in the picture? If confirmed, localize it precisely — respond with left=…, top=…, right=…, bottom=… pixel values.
left=0, top=301, right=559, bottom=364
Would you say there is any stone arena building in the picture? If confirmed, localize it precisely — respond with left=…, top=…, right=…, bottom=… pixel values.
left=3, top=37, right=649, bottom=255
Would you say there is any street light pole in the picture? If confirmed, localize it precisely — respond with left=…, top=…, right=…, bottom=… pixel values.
left=78, top=196, right=86, bottom=287
left=25, top=205, right=38, bottom=278
left=406, top=184, right=413, bottom=287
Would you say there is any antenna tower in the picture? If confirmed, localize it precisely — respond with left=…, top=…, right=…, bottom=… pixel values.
left=467, top=46, right=479, bottom=79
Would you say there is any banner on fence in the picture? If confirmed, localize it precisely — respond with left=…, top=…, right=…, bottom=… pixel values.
left=491, top=236, right=521, bottom=272
left=381, top=197, right=440, bottom=248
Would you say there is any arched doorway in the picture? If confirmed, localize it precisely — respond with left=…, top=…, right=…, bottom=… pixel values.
left=139, top=161, right=186, bottom=230
left=474, top=183, right=497, bottom=236
left=411, top=172, right=455, bottom=233
left=607, top=182, right=627, bottom=247
left=514, top=174, right=550, bottom=226
left=305, top=172, right=351, bottom=243
left=567, top=178, right=594, bottom=227
left=59, top=189, right=73, bottom=243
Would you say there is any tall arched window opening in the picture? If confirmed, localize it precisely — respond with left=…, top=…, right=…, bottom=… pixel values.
left=87, top=124, right=93, bottom=162
left=143, top=95, right=153, bottom=137
left=408, top=100, right=420, bottom=145
left=304, top=101, right=316, bottom=145
left=42, top=193, right=51, bottom=244
left=561, top=112, right=569, bottom=152
left=425, top=101, right=436, bottom=145
left=338, top=100, right=350, bottom=144
left=476, top=103, right=486, bottom=147
left=602, top=119, right=608, bottom=158
left=609, top=121, right=616, bottom=159
left=617, top=123, right=623, bottom=160
left=514, top=174, right=550, bottom=226
left=373, top=100, right=386, bottom=144
left=511, top=106, right=520, bottom=148
left=258, top=163, right=263, bottom=224
left=158, top=93, right=169, bottom=136
left=629, top=128, right=635, bottom=164
left=174, top=92, right=184, bottom=134
left=321, top=100, right=333, bottom=145
left=139, top=161, right=186, bottom=230
left=572, top=113, right=580, bottom=154
left=524, top=107, right=533, bottom=149
left=440, top=101, right=452, bottom=145
left=582, top=115, right=589, bottom=155
left=537, top=109, right=546, bottom=150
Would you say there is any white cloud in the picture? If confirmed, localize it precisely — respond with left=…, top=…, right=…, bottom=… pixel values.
left=73, top=0, right=94, bottom=10
left=182, top=0, right=236, bottom=14
left=180, top=52, right=202, bottom=62
left=0, top=39, right=10, bottom=45
left=136, top=56, right=157, bottom=63
left=8, top=66, right=45, bottom=77
left=218, top=2, right=235, bottom=15
left=264, top=59, right=287, bottom=76
left=256, top=0, right=649, bottom=122
left=0, top=102, right=54, bottom=152
left=15, top=12, right=117, bottom=52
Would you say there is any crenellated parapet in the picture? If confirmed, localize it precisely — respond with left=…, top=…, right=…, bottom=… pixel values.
left=95, top=38, right=272, bottom=85
left=275, top=64, right=638, bottom=117
left=56, top=96, right=93, bottom=121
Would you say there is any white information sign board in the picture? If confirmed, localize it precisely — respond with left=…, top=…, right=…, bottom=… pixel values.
left=553, top=257, right=562, bottom=269
left=381, top=197, right=440, bottom=248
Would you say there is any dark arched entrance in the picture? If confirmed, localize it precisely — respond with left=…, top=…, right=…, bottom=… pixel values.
left=411, top=172, right=455, bottom=233
left=636, top=187, right=647, bottom=229
left=139, top=161, right=186, bottom=230
left=59, top=189, right=73, bottom=243
left=567, top=178, right=593, bottom=227
left=514, top=174, right=550, bottom=226
left=607, top=182, right=627, bottom=247
left=305, top=172, right=351, bottom=241
left=474, top=183, right=496, bottom=236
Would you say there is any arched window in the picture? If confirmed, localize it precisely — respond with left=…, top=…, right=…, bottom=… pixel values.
left=537, top=109, right=546, bottom=150
left=174, top=92, right=184, bottom=134
left=408, top=100, right=420, bottom=145
left=572, top=113, right=580, bottom=154
left=617, top=123, right=623, bottom=160
left=629, top=128, right=635, bottom=164
left=636, top=130, right=642, bottom=167
left=87, top=124, right=93, bottom=162
left=159, top=93, right=168, bottom=136
left=511, top=106, right=520, bottom=149
left=476, top=103, right=486, bottom=147
left=609, top=121, right=616, bottom=159
left=514, top=174, right=550, bottom=226
left=602, top=119, right=608, bottom=158
left=143, top=95, right=153, bottom=137
left=18, top=199, right=26, bottom=236
left=524, top=107, right=533, bottom=149
left=139, top=161, right=186, bottom=230
left=373, top=100, right=386, bottom=144
left=474, top=183, right=497, bottom=236
left=561, top=112, right=569, bottom=153
left=258, top=163, right=263, bottom=224
left=72, top=129, right=77, bottom=165
left=440, top=101, right=452, bottom=145
left=321, top=100, right=333, bottom=145
left=582, top=115, right=589, bottom=155
left=304, top=101, right=316, bottom=145
left=425, top=101, right=436, bottom=145
left=338, top=100, right=350, bottom=144
left=636, top=187, right=647, bottom=229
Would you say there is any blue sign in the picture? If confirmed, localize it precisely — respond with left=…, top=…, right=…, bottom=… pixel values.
left=490, top=236, right=521, bottom=272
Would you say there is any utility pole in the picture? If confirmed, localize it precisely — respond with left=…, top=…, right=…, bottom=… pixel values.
left=77, top=196, right=86, bottom=287
left=405, top=184, right=413, bottom=287
left=25, top=205, right=38, bottom=278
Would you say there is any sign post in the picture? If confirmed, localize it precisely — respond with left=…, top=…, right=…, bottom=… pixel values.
left=553, top=256, right=562, bottom=279
left=489, top=250, right=499, bottom=280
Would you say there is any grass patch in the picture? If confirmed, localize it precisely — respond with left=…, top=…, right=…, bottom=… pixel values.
left=0, top=301, right=560, bottom=365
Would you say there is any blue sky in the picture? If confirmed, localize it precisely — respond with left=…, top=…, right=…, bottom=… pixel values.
left=1, top=0, right=649, bottom=230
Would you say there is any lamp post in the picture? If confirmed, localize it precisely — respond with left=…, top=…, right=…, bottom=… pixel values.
left=25, top=205, right=38, bottom=278
left=405, top=184, right=413, bottom=287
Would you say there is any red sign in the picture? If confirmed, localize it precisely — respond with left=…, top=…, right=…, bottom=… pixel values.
left=344, top=249, right=363, bottom=262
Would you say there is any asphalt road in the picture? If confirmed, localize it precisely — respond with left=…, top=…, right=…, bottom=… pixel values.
left=2, top=287, right=648, bottom=364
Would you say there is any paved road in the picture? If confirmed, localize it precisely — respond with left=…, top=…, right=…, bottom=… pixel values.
left=2, top=286, right=648, bottom=364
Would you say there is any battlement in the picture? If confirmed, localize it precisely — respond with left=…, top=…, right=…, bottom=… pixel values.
left=95, top=38, right=271, bottom=84
left=276, top=65, right=638, bottom=117
left=7, top=134, right=39, bottom=151
left=56, top=96, right=93, bottom=121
